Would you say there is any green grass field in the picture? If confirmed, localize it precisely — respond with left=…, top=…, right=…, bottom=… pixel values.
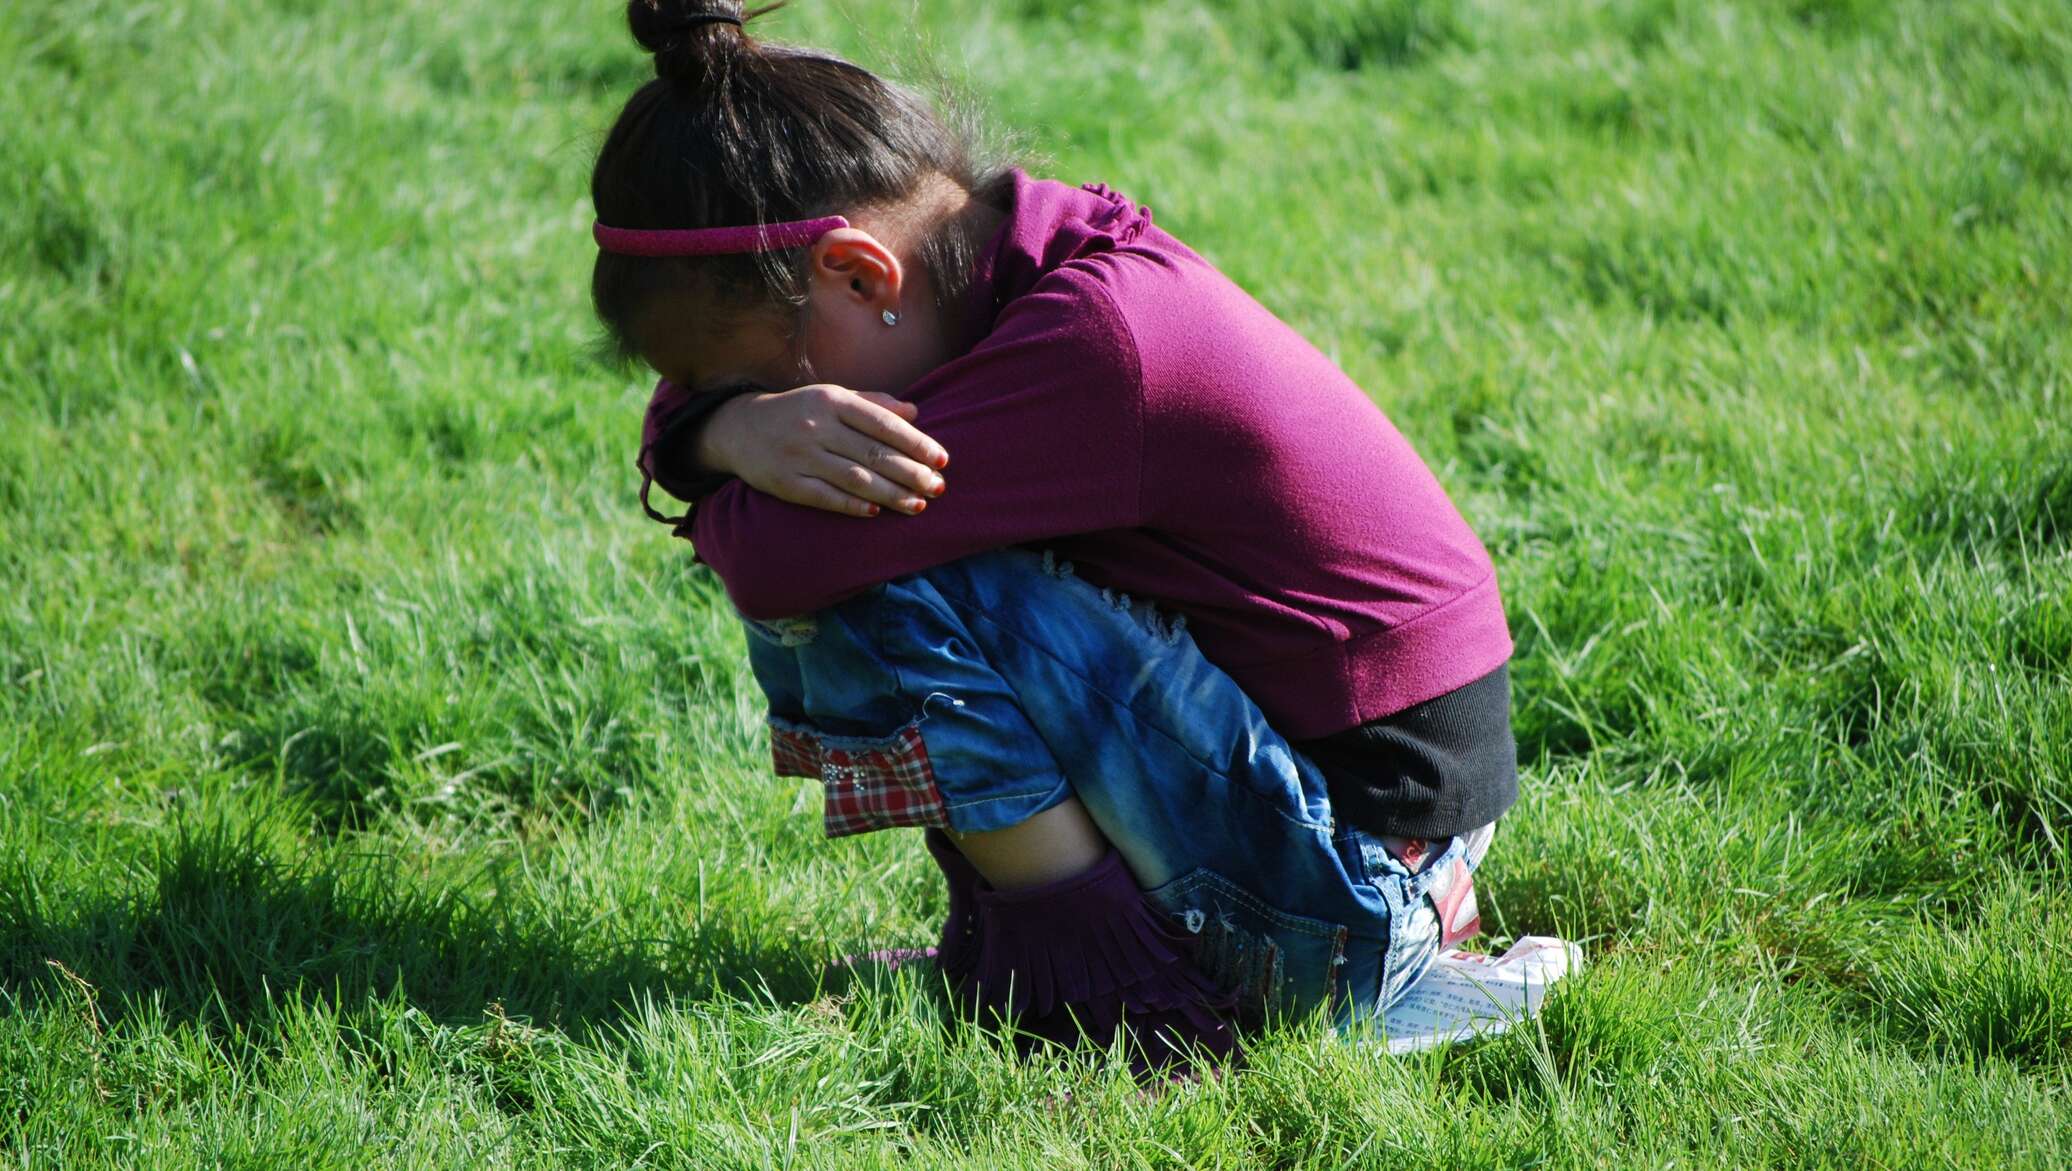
left=4, top=0, right=2068, bottom=1165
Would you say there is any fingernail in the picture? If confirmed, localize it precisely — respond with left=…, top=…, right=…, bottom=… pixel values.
left=909, top=499, right=927, bottom=514
left=866, top=504, right=881, bottom=517
left=932, top=455, right=948, bottom=470
left=927, top=476, right=945, bottom=495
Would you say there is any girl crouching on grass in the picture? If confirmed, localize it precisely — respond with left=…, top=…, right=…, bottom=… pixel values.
left=594, top=1, right=1516, bottom=1078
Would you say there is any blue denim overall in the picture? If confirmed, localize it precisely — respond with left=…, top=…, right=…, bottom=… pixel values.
left=742, top=548, right=1493, bottom=1030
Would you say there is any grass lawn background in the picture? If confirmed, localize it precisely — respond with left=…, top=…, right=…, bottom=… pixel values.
left=3, top=0, right=2067, bottom=1165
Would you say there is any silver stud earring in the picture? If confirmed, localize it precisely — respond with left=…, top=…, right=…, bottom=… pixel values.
left=881, top=309, right=899, bottom=327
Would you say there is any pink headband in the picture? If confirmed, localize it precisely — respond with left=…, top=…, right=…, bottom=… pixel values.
left=592, top=215, right=849, bottom=258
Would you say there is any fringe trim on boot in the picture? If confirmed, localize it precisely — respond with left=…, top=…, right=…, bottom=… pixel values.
left=961, top=847, right=1238, bottom=1068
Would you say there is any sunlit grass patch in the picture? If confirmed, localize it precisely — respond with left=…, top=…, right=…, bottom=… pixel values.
left=3, top=0, right=2068, bottom=1165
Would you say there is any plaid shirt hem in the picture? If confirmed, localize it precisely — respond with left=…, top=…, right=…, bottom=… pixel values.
left=770, top=719, right=949, bottom=839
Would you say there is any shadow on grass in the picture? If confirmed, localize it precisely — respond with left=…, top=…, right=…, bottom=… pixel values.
left=0, top=818, right=831, bottom=1041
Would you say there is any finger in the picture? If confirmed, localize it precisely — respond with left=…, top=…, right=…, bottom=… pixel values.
left=777, top=474, right=881, bottom=518
left=826, top=432, right=945, bottom=499
left=857, top=392, right=920, bottom=422
left=834, top=396, right=950, bottom=471
left=809, top=452, right=932, bottom=516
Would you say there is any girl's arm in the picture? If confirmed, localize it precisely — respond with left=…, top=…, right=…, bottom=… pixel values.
left=691, top=263, right=1146, bottom=620
left=695, top=385, right=947, bottom=517
left=644, top=381, right=947, bottom=519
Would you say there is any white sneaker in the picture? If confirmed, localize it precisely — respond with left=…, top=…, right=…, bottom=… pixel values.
left=1379, top=935, right=1584, bottom=1054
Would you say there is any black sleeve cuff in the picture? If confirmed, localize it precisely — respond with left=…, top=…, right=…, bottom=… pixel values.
left=644, top=387, right=755, bottom=503
left=634, top=386, right=758, bottom=535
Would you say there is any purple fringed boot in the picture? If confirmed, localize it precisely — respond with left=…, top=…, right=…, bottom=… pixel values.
left=957, top=847, right=1239, bottom=1079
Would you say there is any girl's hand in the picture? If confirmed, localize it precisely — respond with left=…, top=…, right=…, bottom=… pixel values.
left=696, top=384, right=949, bottom=517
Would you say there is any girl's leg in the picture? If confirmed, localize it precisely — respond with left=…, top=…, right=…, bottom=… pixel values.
left=899, top=550, right=1495, bottom=1033
left=740, top=576, right=1235, bottom=1075
left=740, top=548, right=1484, bottom=1056
left=945, top=796, right=1106, bottom=888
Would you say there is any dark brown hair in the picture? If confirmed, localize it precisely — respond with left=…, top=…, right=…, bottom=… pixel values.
left=590, top=1, right=1010, bottom=362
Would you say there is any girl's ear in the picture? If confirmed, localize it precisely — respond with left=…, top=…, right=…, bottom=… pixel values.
left=807, top=227, right=905, bottom=310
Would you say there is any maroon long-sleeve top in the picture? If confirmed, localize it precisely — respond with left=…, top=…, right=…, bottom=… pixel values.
left=655, top=170, right=1513, bottom=741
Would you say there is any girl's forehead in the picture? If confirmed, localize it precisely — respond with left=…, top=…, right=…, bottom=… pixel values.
left=632, top=295, right=798, bottom=392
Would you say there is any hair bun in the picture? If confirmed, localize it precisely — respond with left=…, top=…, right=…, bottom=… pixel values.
left=629, top=2, right=775, bottom=85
